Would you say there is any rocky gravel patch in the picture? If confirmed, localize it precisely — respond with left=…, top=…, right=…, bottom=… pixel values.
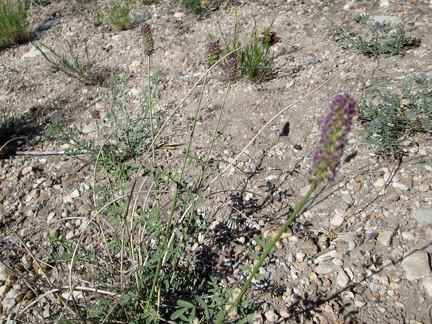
left=1, top=0, right=432, bottom=322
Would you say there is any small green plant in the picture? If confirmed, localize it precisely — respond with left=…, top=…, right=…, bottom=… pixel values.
left=329, top=20, right=421, bottom=56
left=0, top=0, right=30, bottom=49
left=213, top=17, right=275, bottom=82
left=142, top=0, right=159, bottom=4
left=358, top=76, right=432, bottom=157
left=106, top=0, right=132, bottom=31
left=34, top=39, right=105, bottom=85
left=0, top=107, right=16, bottom=146
left=179, top=0, right=224, bottom=13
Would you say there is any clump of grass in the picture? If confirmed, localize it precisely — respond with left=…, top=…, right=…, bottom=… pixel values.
left=106, top=0, right=132, bottom=31
left=358, top=75, right=432, bottom=157
left=0, top=107, right=16, bottom=147
left=211, top=17, right=275, bottom=82
left=0, top=0, right=31, bottom=49
left=329, top=19, right=421, bottom=56
left=34, top=39, right=106, bottom=85
left=179, top=0, right=224, bottom=13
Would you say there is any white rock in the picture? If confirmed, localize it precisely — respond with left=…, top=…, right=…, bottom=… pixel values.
left=373, top=178, right=386, bottom=188
left=81, top=124, right=95, bottom=134
left=401, top=250, right=431, bottom=281
left=65, top=231, right=74, bottom=240
left=371, top=15, right=401, bottom=26
left=314, top=250, right=337, bottom=264
left=392, top=182, right=410, bottom=191
left=47, top=212, right=56, bottom=223
left=70, top=189, right=80, bottom=198
left=300, top=184, right=312, bottom=197
left=22, top=46, right=42, bottom=59
left=379, top=0, right=390, bottom=7
left=422, top=277, right=432, bottom=297
left=330, top=213, right=345, bottom=229
left=264, top=310, right=278, bottom=322
left=337, top=270, right=350, bottom=287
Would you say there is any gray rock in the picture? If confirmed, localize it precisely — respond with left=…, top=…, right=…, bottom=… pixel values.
left=314, top=250, right=337, bottom=264
left=401, top=250, right=431, bottom=281
left=371, top=15, right=401, bottom=25
left=412, top=210, right=432, bottom=226
left=0, top=261, right=7, bottom=281
left=314, top=263, right=337, bottom=275
left=422, top=277, right=432, bottom=297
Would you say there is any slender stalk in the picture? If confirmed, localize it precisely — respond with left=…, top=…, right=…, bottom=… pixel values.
left=147, top=54, right=155, bottom=163
left=196, top=81, right=230, bottom=189
left=146, top=74, right=209, bottom=312
left=217, top=183, right=317, bottom=323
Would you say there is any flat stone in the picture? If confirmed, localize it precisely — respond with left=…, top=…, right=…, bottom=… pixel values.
left=401, top=250, right=431, bottom=281
left=70, top=189, right=80, bottom=198
left=330, top=212, right=345, bottom=229
left=419, top=184, right=430, bottom=192
left=0, top=261, right=7, bottom=281
left=413, top=210, right=432, bottom=226
left=298, top=240, right=318, bottom=255
left=77, top=205, right=91, bottom=216
left=392, top=182, right=410, bottom=191
left=373, top=178, right=386, bottom=188
left=314, top=250, right=337, bottom=264
left=377, top=231, right=394, bottom=247
left=314, top=263, right=337, bottom=275
left=337, top=270, right=350, bottom=287
left=65, top=231, right=74, bottom=240
left=371, top=15, right=401, bottom=25
left=422, top=277, right=432, bottom=297
left=22, top=46, right=42, bottom=59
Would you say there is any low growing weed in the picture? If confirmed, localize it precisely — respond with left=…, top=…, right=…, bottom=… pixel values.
left=34, top=39, right=106, bottom=85
left=213, top=17, right=275, bottom=82
left=179, top=0, right=224, bottom=13
left=106, top=0, right=132, bottom=31
left=358, top=75, right=432, bottom=157
left=0, top=0, right=30, bottom=48
left=329, top=19, right=421, bottom=56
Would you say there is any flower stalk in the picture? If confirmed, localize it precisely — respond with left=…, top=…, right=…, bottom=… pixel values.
left=217, top=94, right=356, bottom=323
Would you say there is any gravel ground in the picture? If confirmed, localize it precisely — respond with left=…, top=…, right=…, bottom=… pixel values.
left=1, top=0, right=432, bottom=323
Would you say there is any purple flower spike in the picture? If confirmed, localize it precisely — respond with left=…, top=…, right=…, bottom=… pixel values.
left=206, top=40, right=221, bottom=67
left=140, top=23, right=154, bottom=56
left=90, top=110, right=101, bottom=120
left=226, top=58, right=238, bottom=81
left=310, top=94, right=356, bottom=184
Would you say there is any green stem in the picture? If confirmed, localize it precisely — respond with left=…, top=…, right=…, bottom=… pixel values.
left=146, top=74, right=208, bottom=312
left=196, top=81, right=230, bottom=189
left=147, top=54, right=155, bottom=163
left=217, top=182, right=317, bottom=323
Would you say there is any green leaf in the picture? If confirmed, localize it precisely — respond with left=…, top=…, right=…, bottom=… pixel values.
left=247, top=251, right=260, bottom=260
left=195, top=295, right=206, bottom=308
left=170, top=308, right=187, bottom=320
left=177, top=299, right=195, bottom=308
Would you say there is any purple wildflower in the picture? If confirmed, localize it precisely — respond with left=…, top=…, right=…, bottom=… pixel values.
left=226, top=58, right=239, bottom=81
left=90, top=110, right=101, bottom=120
left=310, top=94, right=356, bottom=184
left=140, top=23, right=154, bottom=56
left=206, top=40, right=222, bottom=67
